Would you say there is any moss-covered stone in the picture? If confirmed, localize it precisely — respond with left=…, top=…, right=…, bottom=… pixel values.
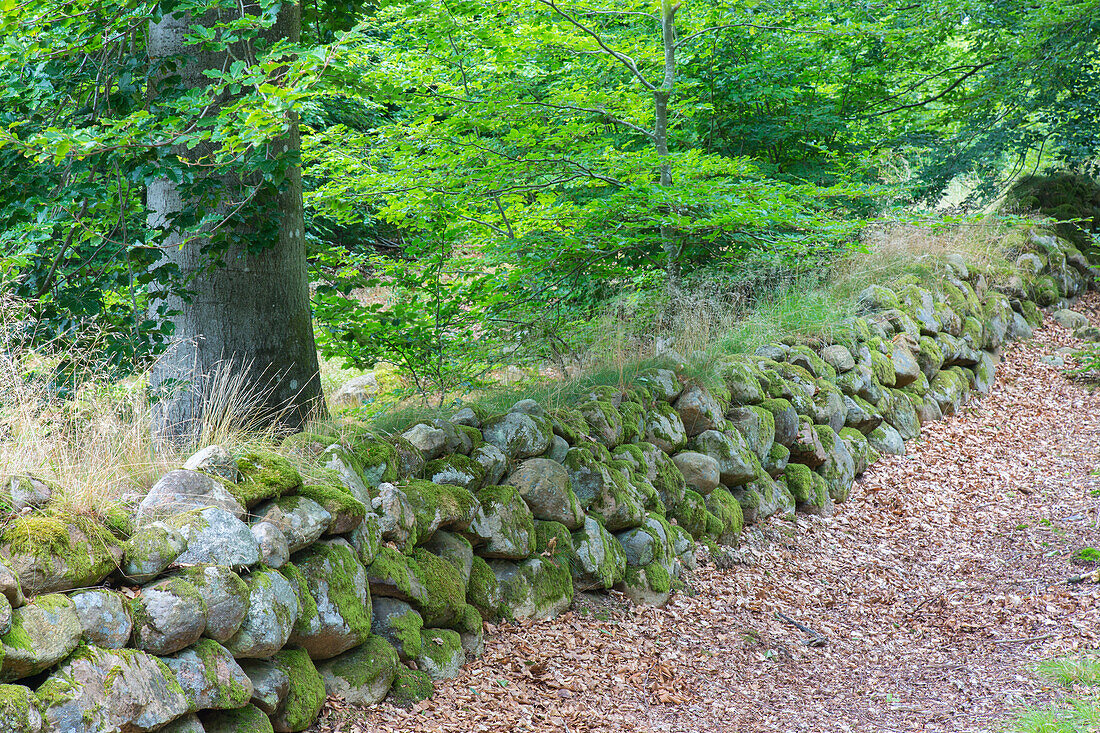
left=286, top=539, right=372, bottom=660
left=466, top=555, right=503, bottom=622
left=783, top=462, right=814, bottom=503
left=644, top=401, right=689, bottom=454
left=234, top=451, right=302, bottom=507
left=201, top=703, right=275, bottom=733
left=269, top=649, right=325, bottom=732
left=617, top=400, right=646, bottom=444
left=297, top=480, right=367, bottom=535
left=534, top=520, right=574, bottom=558
left=705, top=487, right=743, bottom=546
left=344, top=439, right=399, bottom=488
left=619, top=563, right=671, bottom=606
left=467, top=484, right=536, bottom=559
left=409, top=548, right=466, bottom=628
left=387, top=667, right=434, bottom=706
left=0, top=683, right=41, bottom=733
left=421, top=454, right=487, bottom=492
left=491, top=556, right=573, bottom=621
left=415, top=628, right=465, bottom=681
left=670, top=490, right=709, bottom=539
left=316, top=634, right=398, bottom=705
left=400, top=479, right=479, bottom=543
left=0, top=514, right=122, bottom=596
left=546, top=407, right=591, bottom=445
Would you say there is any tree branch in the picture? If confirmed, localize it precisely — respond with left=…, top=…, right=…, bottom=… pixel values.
left=534, top=0, right=656, bottom=91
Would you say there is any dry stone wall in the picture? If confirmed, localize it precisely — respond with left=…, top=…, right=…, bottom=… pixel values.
left=0, top=230, right=1095, bottom=732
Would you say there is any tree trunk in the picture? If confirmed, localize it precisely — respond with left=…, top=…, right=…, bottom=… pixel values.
left=657, top=0, right=679, bottom=288
left=148, top=3, right=323, bottom=441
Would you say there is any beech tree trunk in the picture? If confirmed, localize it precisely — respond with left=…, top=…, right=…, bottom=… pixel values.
left=148, top=2, right=323, bottom=441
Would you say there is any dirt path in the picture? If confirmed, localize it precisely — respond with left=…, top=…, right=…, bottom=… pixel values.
left=317, top=295, right=1100, bottom=733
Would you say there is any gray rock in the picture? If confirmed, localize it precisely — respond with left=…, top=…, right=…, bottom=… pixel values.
left=0, top=683, right=43, bottom=733
left=1055, top=308, right=1091, bottom=330
left=491, top=557, right=573, bottom=620
left=726, top=405, right=776, bottom=461
left=71, top=589, right=132, bottom=649
left=137, top=469, right=246, bottom=523
left=371, top=597, right=424, bottom=660
left=401, top=423, right=448, bottom=461
left=466, top=486, right=536, bottom=559
left=200, top=705, right=274, bottom=733
left=616, top=515, right=674, bottom=570
left=251, top=496, right=333, bottom=553
left=546, top=435, right=570, bottom=463
left=671, top=452, right=720, bottom=495
left=867, top=422, right=905, bottom=456
left=416, top=628, right=465, bottom=681
left=238, top=658, right=289, bottom=715
left=689, top=430, right=757, bottom=486
left=177, top=565, right=250, bottom=644
left=635, top=369, right=683, bottom=402
left=422, top=531, right=474, bottom=587
left=162, top=639, right=253, bottom=712
left=471, top=443, right=509, bottom=486
left=891, top=345, right=921, bottom=388
left=1, top=522, right=121, bottom=597
left=821, top=345, right=855, bottom=373
left=510, top=398, right=545, bottom=416
left=722, top=360, right=766, bottom=405
left=168, top=506, right=261, bottom=568
left=316, top=635, right=399, bottom=705
left=160, top=713, right=205, bottom=733
left=130, top=578, right=207, bottom=656
left=644, top=403, right=689, bottom=454
left=321, top=443, right=372, bottom=501
left=505, top=459, right=585, bottom=530
left=251, top=521, right=290, bottom=569
left=224, top=568, right=300, bottom=659
left=1, top=475, right=51, bottom=512
left=37, top=646, right=190, bottom=733
left=0, top=558, right=21, bottom=608
left=945, top=253, right=969, bottom=279
left=371, top=482, right=416, bottom=548
left=570, top=517, right=626, bottom=591
left=287, top=539, right=372, bottom=660
left=183, top=445, right=239, bottom=483
left=123, top=521, right=187, bottom=583
left=761, top=399, right=799, bottom=448
left=0, top=596, right=8, bottom=636
left=0, top=594, right=81, bottom=681
left=346, top=514, right=381, bottom=567
left=331, top=374, right=379, bottom=409
left=673, top=383, right=724, bottom=437
left=482, top=412, right=552, bottom=459
left=450, top=406, right=480, bottom=428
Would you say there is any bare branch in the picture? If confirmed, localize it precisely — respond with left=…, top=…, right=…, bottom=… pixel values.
left=534, top=0, right=656, bottom=91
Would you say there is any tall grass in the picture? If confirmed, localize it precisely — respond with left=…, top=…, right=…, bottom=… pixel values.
left=1009, top=655, right=1100, bottom=733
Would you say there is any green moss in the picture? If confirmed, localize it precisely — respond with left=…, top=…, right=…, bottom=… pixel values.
left=671, top=490, right=708, bottom=539
left=401, top=480, right=478, bottom=541
left=385, top=607, right=424, bottom=659
left=297, top=482, right=367, bottom=526
left=328, top=634, right=399, bottom=692
left=271, top=648, right=325, bottom=732
left=279, top=562, right=320, bottom=634
left=280, top=431, right=339, bottom=455
left=1021, top=299, right=1043, bottom=327
left=534, top=521, right=573, bottom=557
left=704, top=487, right=743, bottom=546
left=420, top=454, right=486, bottom=491
left=201, top=703, right=275, bottom=733
left=365, top=547, right=414, bottom=598
left=784, top=463, right=813, bottom=503
left=546, top=408, right=590, bottom=445
left=651, top=450, right=687, bottom=506
left=454, top=603, right=482, bottom=636
left=704, top=512, right=723, bottom=540
left=347, top=440, right=399, bottom=487
left=409, top=548, right=466, bottom=628
left=35, top=671, right=78, bottom=712
left=417, top=628, right=463, bottom=676
left=387, top=667, right=434, bottom=706
left=306, top=542, right=372, bottom=644
left=234, top=451, right=303, bottom=507
left=466, top=556, right=502, bottom=622
left=644, top=561, right=671, bottom=594
left=1, top=513, right=119, bottom=580
left=457, top=424, right=484, bottom=450
left=191, top=638, right=252, bottom=709
left=617, top=400, right=646, bottom=444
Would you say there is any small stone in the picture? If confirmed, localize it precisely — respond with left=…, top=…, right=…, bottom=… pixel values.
left=71, top=589, right=132, bottom=649
left=0, top=558, right=21, bottom=608
left=168, top=506, right=261, bottom=568
left=316, top=635, right=399, bottom=705
left=177, top=565, right=251, bottom=644
left=510, top=398, right=545, bottom=416
left=251, top=496, right=333, bottom=553
left=224, top=568, right=300, bottom=659
left=1, top=475, right=51, bottom=512
left=1053, top=308, right=1090, bottom=330
left=183, top=445, right=240, bottom=483
left=821, top=345, right=855, bottom=373
left=0, top=594, right=82, bottom=681
left=123, top=521, right=187, bottom=583
left=450, top=407, right=480, bottom=428
left=251, top=521, right=290, bottom=569
left=671, top=452, right=720, bottom=495
left=401, top=423, right=448, bottom=461
left=130, top=577, right=207, bottom=656
left=371, top=482, right=416, bottom=549
left=238, top=658, right=289, bottom=715
left=415, top=628, right=465, bottom=681
left=346, top=514, right=381, bottom=567
left=160, top=712, right=205, bottom=733
left=137, top=469, right=246, bottom=523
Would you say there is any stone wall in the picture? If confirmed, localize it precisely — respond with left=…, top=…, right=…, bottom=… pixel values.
left=0, top=230, right=1094, bottom=732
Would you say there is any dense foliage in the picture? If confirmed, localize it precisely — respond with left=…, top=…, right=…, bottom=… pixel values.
left=1, top=0, right=1097, bottom=402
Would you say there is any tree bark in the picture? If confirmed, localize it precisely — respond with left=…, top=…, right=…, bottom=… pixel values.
left=148, top=2, right=323, bottom=441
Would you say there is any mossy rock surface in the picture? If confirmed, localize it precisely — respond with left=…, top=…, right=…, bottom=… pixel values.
left=408, top=548, right=467, bottom=628
left=466, top=555, right=503, bottom=622
left=270, top=649, right=325, bottom=733
left=370, top=597, right=423, bottom=660
left=316, top=634, right=399, bottom=705
left=287, top=538, right=372, bottom=660
left=401, top=479, right=480, bottom=543
left=421, top=454, right=487, bottom=492
left=491, top=556, right=573, bottom=621
left=234, top=451, right=303, bottom=507
left=201, top=704, right=275, bottom=733
left=705, top=487, right=744, bottom=546
left=466, top=485, right=536, bottom=560
left=0, top=514, right=121, bottom=596
left=0, top=683, right=42, bottom=733
left=297, top=481, right=367, bottom=534
left=387, top=667, right=434, bottom=707
left=161, top=638, right=253, bottom=712
left=569, top=517, right=626, bottom=591
left=619, top=563, right=671, bottom=607
left=416, top=628, right=465, bottom=681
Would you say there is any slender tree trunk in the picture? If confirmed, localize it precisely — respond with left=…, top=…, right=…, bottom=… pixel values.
left=148, top=2, right=323, bottom=441
left=657, top=0, right=679, bottom=288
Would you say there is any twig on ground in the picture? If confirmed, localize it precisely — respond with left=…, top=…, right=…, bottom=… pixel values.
left=775, top=612, right=827, bottom=647
left=988, top=633, right=1055, bottom=645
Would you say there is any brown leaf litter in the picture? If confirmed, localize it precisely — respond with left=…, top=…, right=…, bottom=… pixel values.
left=314, top=294, right=1100, bottom=733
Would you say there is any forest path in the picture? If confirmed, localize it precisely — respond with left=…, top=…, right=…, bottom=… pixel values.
left=317, top=294, right=1100, bottom=733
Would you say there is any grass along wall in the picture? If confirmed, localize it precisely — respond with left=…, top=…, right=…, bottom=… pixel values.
left=0, top=227, right=1095, bottom=732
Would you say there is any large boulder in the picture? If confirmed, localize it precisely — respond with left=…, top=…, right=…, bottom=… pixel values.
left=0, top=517, right=121, bottom=596
left=175, top=565, right=250, bottom=644
left=401, top=480, right=480, bottom=544
left=129, top=577, right=207, bottom=656
left=286, top=539, right=372, bottom=660
left=505, top=459, right=585, bottom=530
left=167, top=506, right=261, bottom=568
left=673, top=384, right=724, bottom=437
left=136, top=469, right=245, bottom=523
left=569, top=517, right=626, bottom=591
left=491, top=557, right=573, bottom=621
left=481, top=413, right=552, bottom=459
left=162, top=639, right=253, bottom=712
left=466, top=485, right=536, bottom=559
left=643, top=402, right=689, bottom=454
left=688, top=430, right=757, bottom=486
left=36, top=646, right=190, bottom=733
left=671, top=452, right=720, bottom=495
left=268, top=649, right=325, bottom=733
left=70, top=589, right=132, bottom=649
left=371, top=598, right=424, bottom=660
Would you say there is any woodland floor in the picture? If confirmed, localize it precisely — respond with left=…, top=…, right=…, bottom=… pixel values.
left=315, top=293, right=1100, bottom=733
